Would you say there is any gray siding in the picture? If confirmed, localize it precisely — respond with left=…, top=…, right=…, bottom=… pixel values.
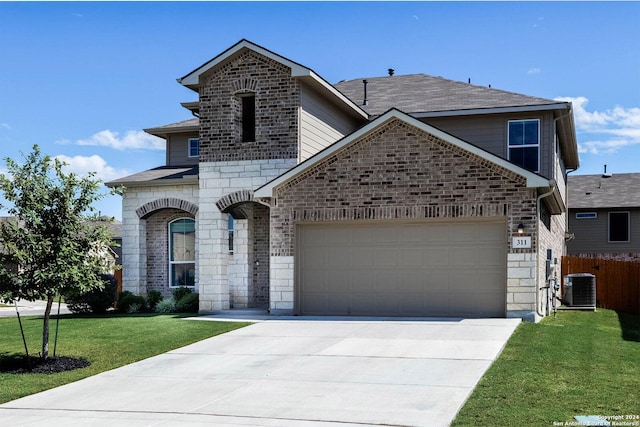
left=299, top=85, right=361, bottom=161
left=567, top=208, right=640, bottom=255
left=166, top=133, right=199, bottom=166
left=421, top=111, right=556, bottom=180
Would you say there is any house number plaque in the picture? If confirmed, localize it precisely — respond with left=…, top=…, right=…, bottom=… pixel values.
left=512, top=236, right=532, bottom=249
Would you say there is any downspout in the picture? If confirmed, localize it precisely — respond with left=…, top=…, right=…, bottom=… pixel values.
left=536, top=181, right=556, bottom=318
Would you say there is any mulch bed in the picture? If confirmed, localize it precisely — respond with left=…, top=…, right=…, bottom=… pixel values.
left=0, top=355, right=91, bottom=374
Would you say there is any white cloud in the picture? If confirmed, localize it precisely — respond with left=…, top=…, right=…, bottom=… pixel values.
left=555, top=96, right=640, bottom=154
left=55, top=154, right=130, bottom=183
left=527, top=68, right=541, bottom=75
left=74, top=129, right=164, bottom=151
left=0, top=123, right=10, bottom=130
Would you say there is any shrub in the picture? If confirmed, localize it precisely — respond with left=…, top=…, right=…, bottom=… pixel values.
left=155, top=298, right=175, bottom=313
left=65, top=273, right=118, bottom=314
left=117, top=291, right=147, bottom=314
left=175, top=293, right=199, bottom=313
left=172, top=286, right=192, bottom=302
left=146, top=290, right=163, bottom=310
left=127, top=303, right=142, bottom=314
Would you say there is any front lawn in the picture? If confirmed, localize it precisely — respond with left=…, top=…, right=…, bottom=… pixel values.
left=453, top=309, right=640, bottom=426
left=0, top=313, right=249, bottom=404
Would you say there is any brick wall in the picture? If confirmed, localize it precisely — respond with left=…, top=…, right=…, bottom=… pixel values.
left=251, top=203, right=270, bottom=308
left=198, top=50, right=300, bottom=162
left=271, top=118, right=538, bottom=256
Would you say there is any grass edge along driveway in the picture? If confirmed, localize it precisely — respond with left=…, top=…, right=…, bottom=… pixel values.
left=0, top=313, right=249, bottom=404
left=453, top=309, right=640, bottom=427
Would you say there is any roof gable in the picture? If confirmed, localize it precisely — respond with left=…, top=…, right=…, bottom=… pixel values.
left=177, top=39, right=367, bottom=120
left=255, top=109, right=552, bottom=199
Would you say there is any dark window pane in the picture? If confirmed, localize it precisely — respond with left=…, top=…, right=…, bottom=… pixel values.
left=171, top=264, right=195, bottom=287
left=609, top=212, right=629, bottom=242
left=523, top=121, right=539, bottom=145
left=242, top=95, right=255, bottom=142
left=509, top=122, right=524, bottom=146
left=509, top=147, right=538, bottom=172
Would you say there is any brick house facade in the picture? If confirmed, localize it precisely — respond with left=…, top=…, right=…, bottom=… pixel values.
left=108, top=40, right=579, bottom=321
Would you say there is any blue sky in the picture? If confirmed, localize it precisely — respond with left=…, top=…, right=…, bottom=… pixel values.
left=1, top=1, right=639, bottom=220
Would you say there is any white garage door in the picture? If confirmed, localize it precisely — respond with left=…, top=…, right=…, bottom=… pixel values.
left=297, top=220, right=506, bottom=317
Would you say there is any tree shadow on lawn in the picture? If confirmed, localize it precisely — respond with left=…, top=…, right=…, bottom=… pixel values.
left=616, top=311, right=640, bottom=342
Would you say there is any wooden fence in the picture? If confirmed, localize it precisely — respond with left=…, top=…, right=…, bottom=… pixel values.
left=561, top=256, right=640, bottom=313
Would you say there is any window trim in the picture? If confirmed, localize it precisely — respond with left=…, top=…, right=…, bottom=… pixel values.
left=608, top=211, right=630, bottom=243
left=168, top=217, right=196, bottom=288
left=507, top=118, right=540, bottom=172
left=576, top=212, right=597, bottom=219
left=188, top=138, right=199, bottom=158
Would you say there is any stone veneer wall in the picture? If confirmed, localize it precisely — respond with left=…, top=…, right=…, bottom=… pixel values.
left=269, top=118, right=543, bottom=317
left=120, top=184, right=199, bottom=296
left=197, top=159, right=296, bottom=312
left=198, top=50, right=300, bottom=162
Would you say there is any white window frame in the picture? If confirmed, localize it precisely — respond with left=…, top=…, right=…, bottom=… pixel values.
left=507, top=119, right=540, bottom=172
left=168, top=218, right=196, bottom=288
left=608, top=211, right=630, bottom=243
left=576, top=212, right=597, bottom=219
left=188, top=138, right=199, bottom=158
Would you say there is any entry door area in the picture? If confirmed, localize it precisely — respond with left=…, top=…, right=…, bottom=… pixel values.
left=297, top=220, right=507, bottom=317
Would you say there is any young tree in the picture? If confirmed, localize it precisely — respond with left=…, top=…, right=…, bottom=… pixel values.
left=0, top=145, right=119, bottom=359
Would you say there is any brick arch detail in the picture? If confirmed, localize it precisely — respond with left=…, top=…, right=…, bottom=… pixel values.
left=136, top=198, right=199, bottom=219
left=216, top=190, right=254, bottom=213
left=231, top=78, right=258, bottom=94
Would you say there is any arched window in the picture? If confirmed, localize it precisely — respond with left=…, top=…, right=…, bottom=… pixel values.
left=169, top=218, right=195, bottom=288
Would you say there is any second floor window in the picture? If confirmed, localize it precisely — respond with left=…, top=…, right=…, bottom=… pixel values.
left=508, top=119, right=539, bottom=172
left=609, top=212, right=630, bottom=242
left=188, top=138, right=199, bottom=157
left=241, top=94, right=256, bottom=142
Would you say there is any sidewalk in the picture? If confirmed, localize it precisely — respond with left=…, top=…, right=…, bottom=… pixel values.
left=0, top=300, right=70, bottom=317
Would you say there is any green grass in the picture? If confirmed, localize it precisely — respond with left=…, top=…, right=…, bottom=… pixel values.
left=452, top=309, right=640, bottom=426
left=0, top=313, right=249, bottom=404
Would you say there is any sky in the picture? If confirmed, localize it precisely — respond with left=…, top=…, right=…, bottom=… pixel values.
left=1, top=1, right=639, bottom=220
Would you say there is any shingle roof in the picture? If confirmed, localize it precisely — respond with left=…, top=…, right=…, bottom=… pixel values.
left=568, top=173, right=640, bottom=209
left=333, top=74, right=562, bottom=116
left=144, top=118, right=199, bottom=138
left=106, top=166, right=198, bottom=187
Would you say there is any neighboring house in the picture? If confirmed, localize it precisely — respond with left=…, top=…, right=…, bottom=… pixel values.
left=567, top=173, right=640, bottom=260
left=0, top=216, right=122, bottom=273
left=107, top=39, right=579, bottom=321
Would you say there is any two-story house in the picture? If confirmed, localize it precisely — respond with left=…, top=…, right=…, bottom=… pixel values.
left=567, top=172, right=640, bottom=260
left=107, top=39, right=579, bottom=321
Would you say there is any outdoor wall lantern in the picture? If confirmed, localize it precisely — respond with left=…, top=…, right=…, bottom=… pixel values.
left=517, top=223, right=525, bottom=234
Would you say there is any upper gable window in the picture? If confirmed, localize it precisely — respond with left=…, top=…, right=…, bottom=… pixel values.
left=188, top=138, right=199, bottom=158
left=241, top=94, right=256, bottom=142
left=609, top=212, right=630, bottom=242
left=508, top=119, right=539, bottom=172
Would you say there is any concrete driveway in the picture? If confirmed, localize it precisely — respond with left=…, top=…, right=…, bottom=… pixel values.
left=0, top=315, right=520, bottom=427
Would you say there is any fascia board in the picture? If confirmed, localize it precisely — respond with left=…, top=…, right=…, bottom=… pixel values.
left=304, top=71, right=369, bottom=119
left=255, top=109, right=551, bottom=198
left=411, top=103, right=571, bottom=118
left=179, top=40, right=309, bottom=87
left=105, top=175, right=198, bottom=189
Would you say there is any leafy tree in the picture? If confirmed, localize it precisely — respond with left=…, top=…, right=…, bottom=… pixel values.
left=0, top=145, right=120, bottom=359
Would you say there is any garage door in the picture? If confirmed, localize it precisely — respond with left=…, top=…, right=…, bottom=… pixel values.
left=297, top=220, right=506, bottom=317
